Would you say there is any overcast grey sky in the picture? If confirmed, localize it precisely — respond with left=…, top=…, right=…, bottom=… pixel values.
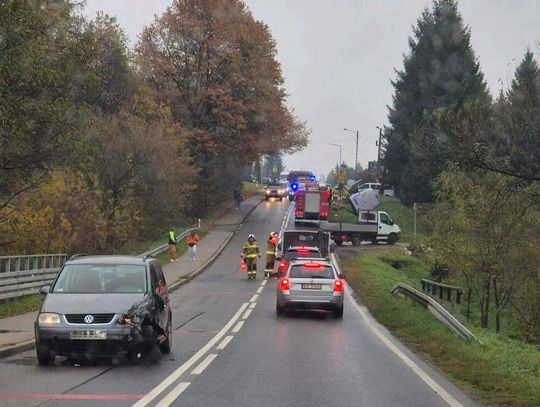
left=84, top=0, right=540, bottom=177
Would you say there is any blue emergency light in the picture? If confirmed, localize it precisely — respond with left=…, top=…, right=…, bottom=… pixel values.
left=290, top=182, right=299, bottom=192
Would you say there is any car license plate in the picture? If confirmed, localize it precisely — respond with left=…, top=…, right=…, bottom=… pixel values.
left=301, top=283, right=322, bottom=290
left=69, top=330, right=107, bottom=340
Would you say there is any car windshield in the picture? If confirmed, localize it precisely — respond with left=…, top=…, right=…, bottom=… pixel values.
left=284, top=249, right=322, bottom=261
left=267, top=183, right=280, bottom=187
left=52, top=264, right=147, bottom=294
left=289, top=264, right=334, bottom=279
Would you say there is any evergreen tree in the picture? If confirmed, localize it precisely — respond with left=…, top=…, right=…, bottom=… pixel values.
left=384, top=0, right=489, bottom=204
left=263, top=154, right=284, bottom=181
left=495, top=49, right=540, bottom=181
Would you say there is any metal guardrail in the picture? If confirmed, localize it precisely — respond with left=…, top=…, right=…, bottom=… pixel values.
left=0, top=228, right=197, bottom=301
left=0, top=254, right=68, bottom=301
left=391, top=282, right=476, bottom=341
left=421, top=279, right=462, bottom=318
left=140, top=228, right=196, bottom=258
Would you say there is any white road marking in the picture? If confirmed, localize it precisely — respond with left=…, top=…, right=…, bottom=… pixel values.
left=347, top=288, right=465, bottom=407
left=154, top=382, right=190, bottom=407
left=261, top=280, right=267, bottom=287
left=256, top=286, right=263, bottom=294
left=216, top=335, right=234, bottom=350
left=249, top=302, right=256, bottom=309
left=232, top=321, right=244, bottom=333
left=242, top=309, right=252, bottom=320
left=250, top=294, right=258, bottom=302
left=191, top=353, right=218, bottom=375
left=133, top=302, right=249, bottom=407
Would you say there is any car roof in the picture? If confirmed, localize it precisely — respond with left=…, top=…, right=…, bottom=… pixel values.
left=289, top=258, right=332, bottom=266
left=65, top=255, right=149, bottom=266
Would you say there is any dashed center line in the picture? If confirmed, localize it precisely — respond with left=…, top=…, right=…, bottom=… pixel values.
left=191, top=354, right=218, bottom=375
left=256, top=286, right=263, bottom=294
left=232, top=321, right=244, bottom=333
left=242, top=309, right=252, bottom=319
left=155, top=382, right=190, bottom=407
left=261, top=279, right=267, bottom=287
left=249, top=302, right=256, bottom=309
left=216, top=335, right=234, bottom=350
left=250, top=294, right=258, bottom=302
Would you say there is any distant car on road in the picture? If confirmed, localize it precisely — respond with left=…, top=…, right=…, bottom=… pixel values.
left=265, top=182, right=288, bottom=200
left=276, top=259, right=344, bottom=318
left=34, top=255, right=172, bottom=365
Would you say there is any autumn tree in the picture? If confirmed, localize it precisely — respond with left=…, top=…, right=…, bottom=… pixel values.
left=431, top=168, right=537, bottom=331
left=135, top=0, right=308, bottom=214
left=0, top=0, right=86, bottom=231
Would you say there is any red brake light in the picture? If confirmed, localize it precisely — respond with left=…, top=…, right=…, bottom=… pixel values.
left=278, top=261, right=288, bottom=270
left=334, top=279, right=344, bottom=293
left=303, top=262, right=323, bottom=269
left=297, top=247, right=309, bottom=253
left=280, top=278, right=290, bottom=291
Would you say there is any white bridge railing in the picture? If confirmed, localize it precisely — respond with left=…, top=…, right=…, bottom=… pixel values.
left=0, top=254, right=68, bottom=301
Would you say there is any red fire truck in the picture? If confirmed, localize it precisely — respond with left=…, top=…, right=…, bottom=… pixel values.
left=294, top=187, right=331, bottom=223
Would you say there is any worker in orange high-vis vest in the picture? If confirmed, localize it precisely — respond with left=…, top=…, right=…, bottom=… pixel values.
left=264, top=232, right=278, bottom=278
left=186, top=231, right=200, bottom=261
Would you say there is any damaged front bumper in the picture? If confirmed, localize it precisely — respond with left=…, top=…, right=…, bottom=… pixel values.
left=34, top=315, right=147, bottom=357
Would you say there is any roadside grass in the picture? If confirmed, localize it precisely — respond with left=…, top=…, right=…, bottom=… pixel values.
left=0, top=294, right=42, bottom=319
left=343, top=250, right=540, bottom=407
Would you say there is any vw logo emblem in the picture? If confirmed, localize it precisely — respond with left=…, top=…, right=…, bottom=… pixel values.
left=84, top=315, right=94, bottom=324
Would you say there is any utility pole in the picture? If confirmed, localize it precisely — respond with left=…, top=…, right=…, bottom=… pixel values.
left=343, top=128, right=359, bottom=174
left=376, top=126, right=383, bottom=181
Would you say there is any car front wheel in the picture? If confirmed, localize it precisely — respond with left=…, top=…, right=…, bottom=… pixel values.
left=36, top=343, right=54, bottom=365
left=159, top=315, right=173, bottom=354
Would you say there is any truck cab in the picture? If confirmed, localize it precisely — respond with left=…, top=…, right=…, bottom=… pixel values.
left=358, top=210, right=401, bottom=244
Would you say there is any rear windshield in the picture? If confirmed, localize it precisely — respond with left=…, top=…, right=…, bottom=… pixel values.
left=284, top=250, right=322, bottom=261
left=53, top=264, right=147, bottom=294
left=289, top=265, right=334, bottom=279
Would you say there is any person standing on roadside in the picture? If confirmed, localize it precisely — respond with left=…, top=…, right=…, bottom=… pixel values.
left=186, top=230, right=200, bottom=261
left=234, top=186, right=241, bottom=209
left=168, top=229, right=179, bottom=263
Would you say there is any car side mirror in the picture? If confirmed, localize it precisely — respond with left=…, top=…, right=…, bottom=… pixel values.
left=338, top=273, right=345, bottom=280
left=39, top=285, right=50, bottom=295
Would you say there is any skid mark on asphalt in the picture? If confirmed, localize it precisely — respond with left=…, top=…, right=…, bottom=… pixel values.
left=174, top=311, right=206, bottom=331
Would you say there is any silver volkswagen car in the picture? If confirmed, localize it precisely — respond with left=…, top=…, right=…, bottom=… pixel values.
left=276, top=259, right=344, bottom=318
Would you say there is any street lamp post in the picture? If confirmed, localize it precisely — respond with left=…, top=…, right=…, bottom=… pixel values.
left=376, top=126, right=383, bottom=181
left=343, top=128, right=359, bottom=174
left=328, top=143, right=342, bottom=167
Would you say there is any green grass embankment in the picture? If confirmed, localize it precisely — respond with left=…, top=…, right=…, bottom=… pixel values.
left=344, top=250, right=540, bottom=407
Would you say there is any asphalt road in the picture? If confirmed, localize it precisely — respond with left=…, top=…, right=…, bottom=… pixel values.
left=0, top=199, right=476, bottom=407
